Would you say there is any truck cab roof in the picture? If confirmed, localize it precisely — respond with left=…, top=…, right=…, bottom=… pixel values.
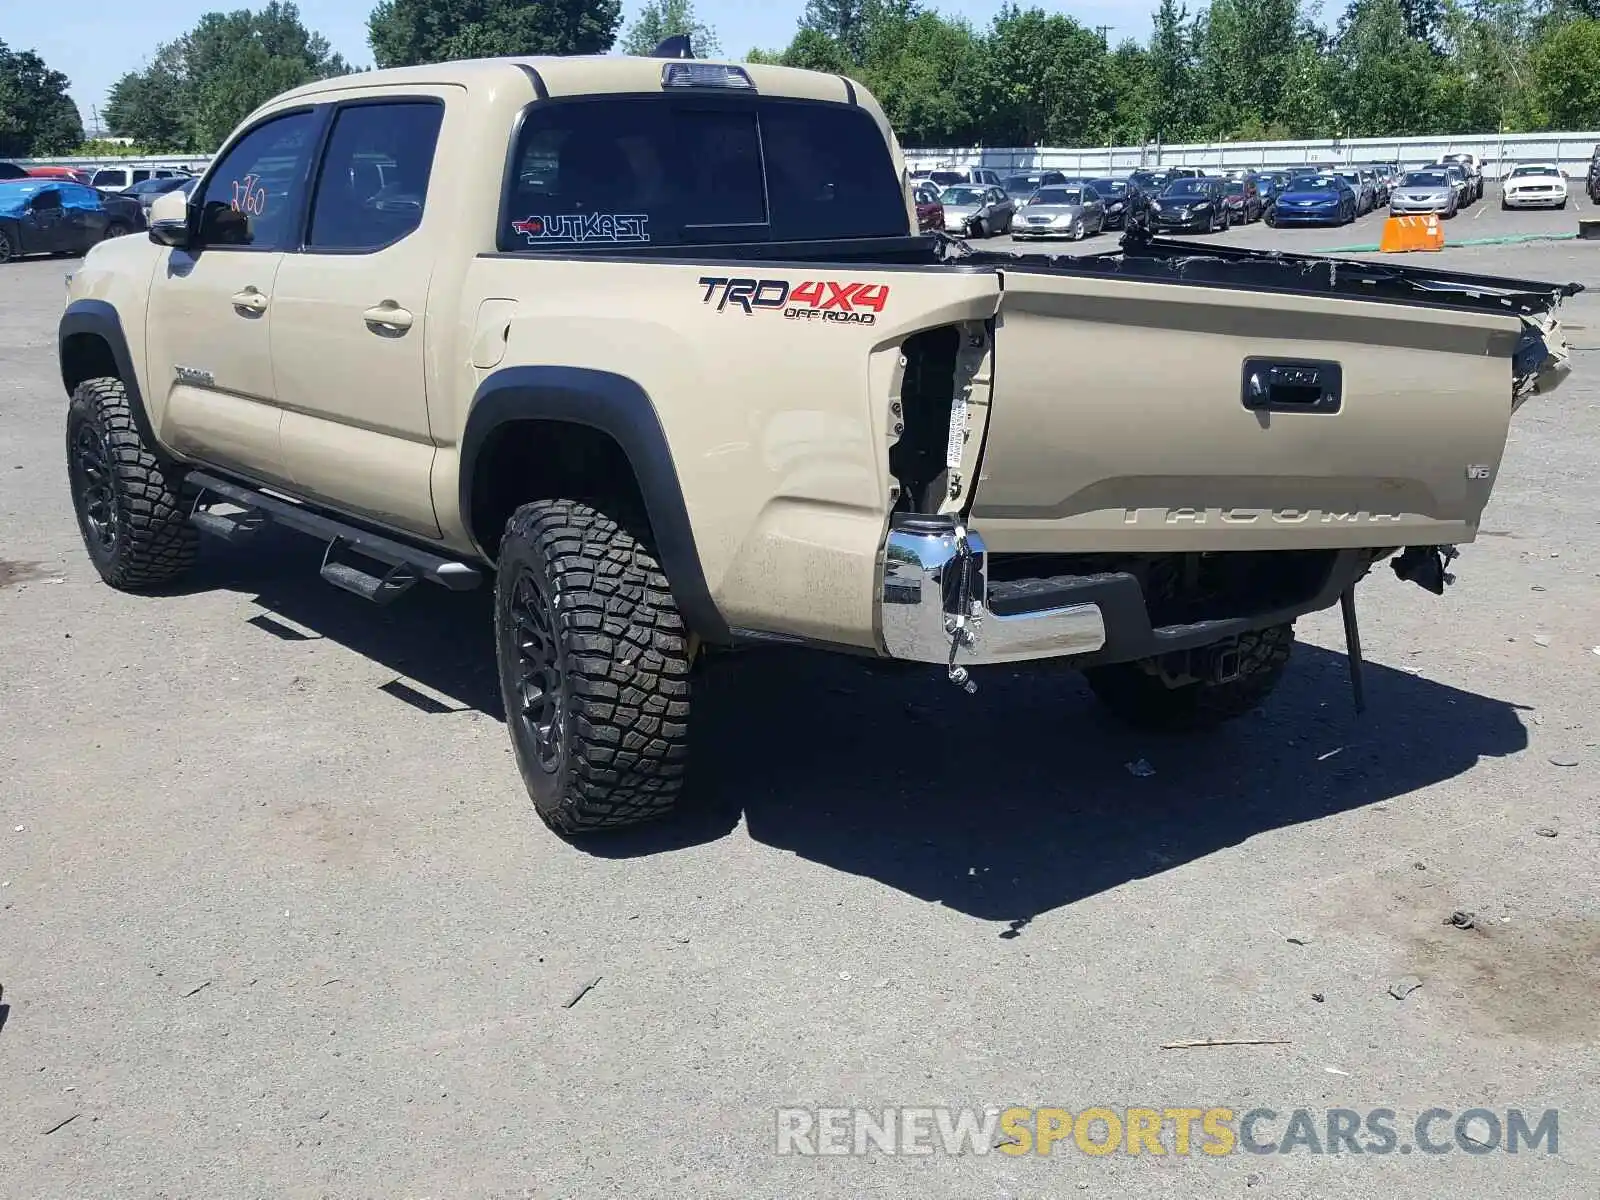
left=275, top=55, right=861, bottom=107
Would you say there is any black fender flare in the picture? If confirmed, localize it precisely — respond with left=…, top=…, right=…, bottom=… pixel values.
left=460, top=366, right=730, bottom=643
left=58, top=298, right=172, bottom=463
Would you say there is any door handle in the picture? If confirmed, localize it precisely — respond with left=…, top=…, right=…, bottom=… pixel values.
left=230, top=287, right=268, bottom=314
left=363, top=302, right=413, bottom=331
left=1242, top=358, right=1343, bottom=414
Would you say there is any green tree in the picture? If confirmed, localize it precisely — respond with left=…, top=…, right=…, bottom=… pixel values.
left=976, top=5, right=1111, bottom=146
left=620, top=0, right=719, bottom=57
left=369, top=0, right=622, bottom=68
left=1332, top=0, right=1439, bottom=134
left=1147, top=0, right=1198, bottom=142
left=1196, top=0, right=1303, bottom=136
left=104, top=4, right=348, bottom=151
left=1104, top=40, right=1154, bottom=143
left=1529, top=16, right=1600, bottom=126
left=863, top=11, right=984, bottom=145
left=0, top=39, right=84, bottom=157
left=104, top=46, right=187, bottom=150
left=801, top=0, right=870, bottom=62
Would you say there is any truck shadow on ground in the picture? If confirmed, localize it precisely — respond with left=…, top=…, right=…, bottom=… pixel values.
left=196, top=530, right=1530, bottom=930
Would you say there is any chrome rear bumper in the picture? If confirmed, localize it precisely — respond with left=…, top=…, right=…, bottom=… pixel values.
left=879, top=517, right=1105, bottom=684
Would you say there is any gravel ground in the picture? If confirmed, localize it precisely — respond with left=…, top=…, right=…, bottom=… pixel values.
left=1, top=200, right=1598, bottom=1199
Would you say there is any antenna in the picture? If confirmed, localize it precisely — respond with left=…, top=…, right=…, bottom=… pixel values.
left=653, top=34, right=695, bottom=59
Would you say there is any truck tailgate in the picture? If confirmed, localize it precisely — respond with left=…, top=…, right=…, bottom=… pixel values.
left=970, top=253, right=1574, bottom=553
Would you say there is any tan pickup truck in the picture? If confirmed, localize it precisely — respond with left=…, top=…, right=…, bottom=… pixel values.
left=59, top=53, right=1579, bottom=833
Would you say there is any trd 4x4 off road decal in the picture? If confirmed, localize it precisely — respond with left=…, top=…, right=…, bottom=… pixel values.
left=513, top=213, right=650, bottom=245
left=698, top=277, right=890, bottom=326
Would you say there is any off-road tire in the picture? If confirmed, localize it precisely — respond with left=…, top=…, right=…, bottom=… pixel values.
left=1085, top=624, right=1295, bottom=733
left=494, top=499, right=693, bottom=834
left=66, top=376, right=198, bottom=590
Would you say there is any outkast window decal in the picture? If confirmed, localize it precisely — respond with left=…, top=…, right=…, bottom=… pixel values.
left=512, top=212, right=650, bottom=245
left=699, top=277, right=890, bottom=325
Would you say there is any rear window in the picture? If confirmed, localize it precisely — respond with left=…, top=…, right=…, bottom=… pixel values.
left=500, top=95, right=905, bottom=251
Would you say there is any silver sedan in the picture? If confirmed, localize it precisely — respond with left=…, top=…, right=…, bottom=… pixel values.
left=938, top=185, right=1016, bottom=238
left=1010, top=185, right=1107, bottom=241
left=1388, top=169, right=1459, bottom=217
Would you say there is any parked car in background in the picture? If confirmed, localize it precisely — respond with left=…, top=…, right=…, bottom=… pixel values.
left=1335, top=168, right=1376, bottom=214
left=0, top=179, right=111, bottom=263
left=1438, top=162, right=1472, bottom=208
left=1088, top=177, right=1131, bottom=228
left=1149, top=175, right=1229, bottom=233
left=1266, top=174, right=1356, bottom=226
left=93, top=188, right=146, bottom=238
left=0, top=161, right=30, bottom=180
left=28, top=165, right=94, bottom=185
left=1388, top=168, right=1459, bottom=218
left=1501, top=162, right=1568, bottom=209
left=939, top=184, right=1015, bottom=237
left=1437, top=153, right=1483, bottom=201
left=1012, top=183, right=1107, bottom=240
left=125, top=175, right=192, bottom=221
left=1003, top=170, right=1068, bottom=202
left=89, top=164, right=185, bottom=192
left=1222, top=174, right=1263, bottom=222
left=1258, top=170, right=1292, bottom=205
left=1358, top=165, right=1391, bottom=205
left=1589, top=151, right=1600, bottom=203
left=912, top=181, right=943, bottom=232
left=1125, top=168, right=1172, bottom=197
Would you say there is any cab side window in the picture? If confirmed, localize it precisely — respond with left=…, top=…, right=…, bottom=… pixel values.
left=306, top=101, right=444, bottom=251
left=197, top=110, right=318, bottom=250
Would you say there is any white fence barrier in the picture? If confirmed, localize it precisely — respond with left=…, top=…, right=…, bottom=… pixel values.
left=908, top=131, right=1600, bottom=179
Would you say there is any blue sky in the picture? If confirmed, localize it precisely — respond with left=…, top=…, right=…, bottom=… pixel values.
left=6, top=0, right=1155, bottom=128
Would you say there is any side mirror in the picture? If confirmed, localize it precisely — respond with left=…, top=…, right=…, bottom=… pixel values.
left=148, top=189, right=192, bottom=248
left=149, top=219, right=190, bottom=249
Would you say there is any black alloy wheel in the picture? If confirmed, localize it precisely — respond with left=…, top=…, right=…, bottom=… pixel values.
left=507, top=565, right=567, bottom=774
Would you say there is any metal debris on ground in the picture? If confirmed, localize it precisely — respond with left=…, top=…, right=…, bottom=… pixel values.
left=563, top=975, right=602, bottom=1009
left=1534, top=827, right=1559, bottom=838
left=41, top=1113, right=79, bottom=1135
left=1286, top=936, right=1310, bottom=946
left=1445, top=910, right=1477, bottom=930
left=182, top=981, right=212, bottom=998
left=1388, top=976, right=1424, bottom=1001
left=1317, top=747, right=1343, bottom=761
left=1160, top=1037, right=1291, bottom=1049
left=1533, top=634, right=1552, bottom=647
left=1125, top=758, right=1157, bottom=778
left=1549, top=754, right=1581, bottom=767
left=1311, top=993, right=1325, bottom=1003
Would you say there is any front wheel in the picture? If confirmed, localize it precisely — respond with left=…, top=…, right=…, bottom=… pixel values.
left=1085, top=624, right=1295, bottom=733
left=0, top=227, right=13, bottom=264
left=494, top=499, right=693, bottom=834
left=1070, top=218, right=1084, bottom=241
left=66, top=377, right=199, bottom=589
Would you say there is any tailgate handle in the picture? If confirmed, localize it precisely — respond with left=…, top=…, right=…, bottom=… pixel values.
left=1242, top=359, right=1342, bottom=413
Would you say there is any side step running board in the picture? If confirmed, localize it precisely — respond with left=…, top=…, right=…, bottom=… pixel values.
left=186, top=470, right=482, bottom=595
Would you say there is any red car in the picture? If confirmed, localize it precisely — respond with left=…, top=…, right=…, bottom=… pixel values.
left=913, top=181, right=943, bottom=232
left=28, top=165, right=94, bottom=186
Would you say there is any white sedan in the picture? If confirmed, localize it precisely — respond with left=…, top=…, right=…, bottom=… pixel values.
left=1501, top=163, right=1569, bottom=209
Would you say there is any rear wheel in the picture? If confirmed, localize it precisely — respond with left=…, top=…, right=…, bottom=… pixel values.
left=494, top=499, right=693, bottom=834
left=1086, top=624, right=1295, bottom=733
left=65, top=377, right=198, bottom=590
left=0, top=228, right=13, bottom=264
left=104, top=222, right=130, bottom=240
